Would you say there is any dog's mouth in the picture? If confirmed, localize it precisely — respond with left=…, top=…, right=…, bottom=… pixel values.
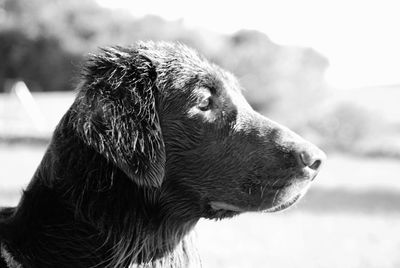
left=207, top=178, right=311, bottom=217
left=208, top=193, right=301, bottom=214
left=262, top=192, right=302, bottom=212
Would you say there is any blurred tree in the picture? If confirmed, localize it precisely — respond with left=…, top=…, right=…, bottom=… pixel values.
left=0, top=0, right=207, bottom=91
left=306, top=103, right=381, bottom=152
left=0, top=0, right=329, bottom=127
left=211, top=30, right=329, bottom=122
left=0, top=30, right=80, bottom=92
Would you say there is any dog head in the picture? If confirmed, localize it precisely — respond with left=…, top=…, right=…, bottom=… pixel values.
left=74, top=42, right=326, bottom=219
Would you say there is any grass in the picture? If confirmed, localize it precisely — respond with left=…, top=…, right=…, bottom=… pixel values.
left=1, top=90, right=400, bottom=267
left=197, top=212, right=400, bottom=268
left=1, top=144, right=400, bottom=267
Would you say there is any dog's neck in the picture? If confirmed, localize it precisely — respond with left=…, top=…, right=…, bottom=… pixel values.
left=0, top=114, right=200, bottom=268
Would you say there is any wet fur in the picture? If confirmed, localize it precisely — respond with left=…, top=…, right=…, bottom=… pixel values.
left=0, top=41, right=318, bottom=267
left=0, top=43, right=216, bottom=268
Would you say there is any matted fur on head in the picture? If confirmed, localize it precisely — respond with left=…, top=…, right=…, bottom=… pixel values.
left=0, top=41, right=325, bottom=268
left=73, top=47, right=165, bottom=188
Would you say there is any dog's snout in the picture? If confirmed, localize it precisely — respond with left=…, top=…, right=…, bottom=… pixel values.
left=294, top=145, right=326, bottom=171
left=265, top=121, right=326, bottom=175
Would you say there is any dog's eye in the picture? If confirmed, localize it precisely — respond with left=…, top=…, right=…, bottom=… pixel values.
left=198, top=97, right=212, bottom=111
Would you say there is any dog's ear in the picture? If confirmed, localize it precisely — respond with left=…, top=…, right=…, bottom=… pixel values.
left=72, top=47, right=165, bottom=188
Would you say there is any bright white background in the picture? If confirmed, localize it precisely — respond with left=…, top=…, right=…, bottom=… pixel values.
left=98, top=0, right=400, bottom=89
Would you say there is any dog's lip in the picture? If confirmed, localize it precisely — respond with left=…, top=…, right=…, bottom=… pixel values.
left=209, top=201, right=246, bottom=212
left=262, top=192, right=302, bottom=212
left=209, top=178, right=311, bottom=213
left=209, top=192, right=301, bottom=213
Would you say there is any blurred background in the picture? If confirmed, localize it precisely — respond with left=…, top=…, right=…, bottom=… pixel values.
left=0, top=0, right=399, bottom=267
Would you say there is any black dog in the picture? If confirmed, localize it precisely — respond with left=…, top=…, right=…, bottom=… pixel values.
left=0, top=42, right=325, bottom=267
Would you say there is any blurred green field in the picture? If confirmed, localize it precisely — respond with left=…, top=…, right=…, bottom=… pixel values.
left=1, top=144, right=400, bottom=268
left=1, top=1, right=400, bottom=266
left=1, top=90, right=400, bottom=267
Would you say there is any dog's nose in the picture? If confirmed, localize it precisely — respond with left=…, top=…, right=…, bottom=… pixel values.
left=264, top=119, right=326, bottom=173
left=294, top=145, right=326, bottom=171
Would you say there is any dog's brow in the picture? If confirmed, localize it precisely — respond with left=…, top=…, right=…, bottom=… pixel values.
left=199, top=74, right=222, bottom=95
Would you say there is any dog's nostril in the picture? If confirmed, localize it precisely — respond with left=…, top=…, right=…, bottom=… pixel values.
left=297, top=149, right=325, bottom=171
left=309, top=159, right=322, bottom=170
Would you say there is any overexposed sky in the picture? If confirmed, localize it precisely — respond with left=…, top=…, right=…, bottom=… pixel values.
left=97, top=0, right=400, bottom=89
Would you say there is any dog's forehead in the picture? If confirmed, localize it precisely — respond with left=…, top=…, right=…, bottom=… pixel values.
left=139, top=42, right=248, bottom=107
left=139, top=42, right=207, bottom=69
left=138, top=42, right=228, bottom=86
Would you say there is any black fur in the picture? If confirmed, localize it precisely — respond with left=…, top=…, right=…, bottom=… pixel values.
left=0, top=41, right=324, bottom=267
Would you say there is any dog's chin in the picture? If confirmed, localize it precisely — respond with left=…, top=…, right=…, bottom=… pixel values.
left=208, top=193, right=301, bottom=216
left=207, top=179, right=311, bottom=218
left=262, top=192, right=303, bottom=212
left=262, top=180, right=311, bottom=212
